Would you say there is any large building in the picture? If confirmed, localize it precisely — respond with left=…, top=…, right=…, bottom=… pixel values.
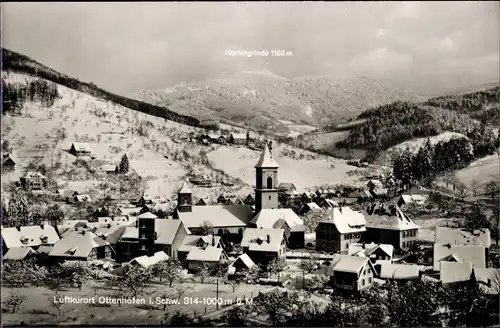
left=174, top=143, right=305, bottom=248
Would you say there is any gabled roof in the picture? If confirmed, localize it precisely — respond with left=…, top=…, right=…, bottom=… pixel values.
left=320, top=199, right=339, bottom=208
left=23, top=171, right=47, bottom=180
left=231, top=133, right=247, bottom=140
left=101, top=164, right=117, bottom=172
left=380, top=263, right=420, bottom=280
left=278, top=182, right=296, bottom=190
left=319, top=207, right=366, bottom=234
left=241, top=228, right=285, bottom=253
left=2, top=225, right=59, bottom=249
left=71, top=142, right=92, bottom=152
left=348, top=242, right=394, bottom=258
left=251, top=208, right=305, bottom=232
left=58, top=189, right=78, bottom=198
left=3, top=247, right=36, bottom=260
left=363, top=205, right=419, bottom=231
left=49, top=231, right=110, bottom=258
left=255, top=143, right=279, bottom=168
left=186, top=246, right=225, bottom=262
left=400, top=194, right=428, bottom=204
left=301, top=202, right=321, bottom=212
left=178, top=235, right=221, bottom=253
left=435, top=227, right=491, bottom=248
left=177, top=205, right=254, bottom=229
left=179, top=181, right=192, bottom=194
left=473, top=268, right=500, bottom=295
left=440, top=261, right=473, bottom=284
left=228, top=253, right=256, bottom=274
left=433, top=244, right=486, bottom=271
left=2, top=156, right=16, bottom=166
left=120, top=219, right=186, bottom=245
left=327, top=255, right=371, bottom=275
left=137, top=212, right=158, bottom=219
left=98, top=216, right=136, bottom=227
left=368, top=179, right=383, bottom=187
left=74, top=195, right=91, bottom=202
left=129, top=251, right=169, bottom=268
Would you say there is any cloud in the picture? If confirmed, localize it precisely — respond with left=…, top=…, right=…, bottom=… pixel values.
left=375, top=28, right=389, bottom=39
left=348, top=48, right=414, bottom=76
left=385, top=2, right=420, bottom=24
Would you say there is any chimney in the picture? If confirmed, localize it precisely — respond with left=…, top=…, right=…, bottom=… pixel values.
left=212, top=235, right=215, bottom=247
left=339, top=207, right=343, bottom=214
left=107, top=223, right=111, bottom=229
left=267, top=234, right=271, bottom=244
left=135, top=221, right=139, bottom=228
left=82, top=230, right=86, bottom=235
left=488, top=278, right=492, bottom=287
left=40, top=224, right=44, bottom=230
left=16, top=226, right=21, bottom=231
left=362, top=243, right=365, bottom=249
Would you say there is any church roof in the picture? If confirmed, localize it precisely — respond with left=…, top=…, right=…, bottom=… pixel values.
left=179, top=181, right=192, bottom=194
left=255, top=143, right=279, bottom=168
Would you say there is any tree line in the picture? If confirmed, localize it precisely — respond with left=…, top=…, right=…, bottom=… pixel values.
left=392, top=124, right=500, bottom=189
left=2, top=78, right=59, bottom=112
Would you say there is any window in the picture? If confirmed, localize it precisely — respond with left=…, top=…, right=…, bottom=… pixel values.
left=267, top=176, right=273, bottom=189
left=402, top=242, right=406, bottom=248
left=345, top=243, right=349, bottom=249
left=369, top=277, right=372, bottom=283
left=362, top=279, right=365, bottom=286
left=363, top=269, right=366, bottom=275
left=269, top=195, right=271, bottom=200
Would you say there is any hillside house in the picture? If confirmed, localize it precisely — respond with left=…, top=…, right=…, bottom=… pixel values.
left=433, top=244, right=486, bottom=272
left=244, top=194, right=255, bottom=205
left=20, top=171, right=48, bottom=190
left=73, top=194, right=92, bottom=203
left=379, top=263, right=421, bottom=281
left=3, top=247, right=37, bottom=261
left=362, top=204, right=420, bottom=252
left=439, top=261, right=474, bottom=285
left=196, top=197, right=208, bottom=206
left=327, top=255, right=376, bottom=293
left=207, top=133, right=220, bottom=143
left=435, top=227, right=491, bottom=264
left=136, top=194, right=154, bottom=206
left=58, top=189, right=78, bottom=201
left=186, top=246, right=228, bottom=272
left=93, top=206, right=111, bottom=218
left=346, top=190, right=372, bottom=203
left=473, top=268, right=500, bottom=295
left=397, top=194, right=428, bottom=207
left=69, top=142, right=92, bottom=157
left=101, top=164, right=118, bottom=174
left=315, top=207, right=366, bottom=254
left=229, top=133, right=247, bottom=145
left=297, top=202, right=321, bottom=215
left=241, top=228, right=286, bottom=265
left=217, top=135, right=228, bottom=144
left=348, top=242, right=394, bottom=264
left=114, top=218, right=189, bottom=262
left=177, top=235, right=222, bottom=262
left=217, top=194, right=228, bottom=204
left=319, top=198, right=339, bottom=209
left=369, top=188, right=389, bottom=199
left=2, top=154, right=16, bottom=173
left=48, top=230, right=113, bottom=261
left=1, top=224, right=59, bottom=254
left=228, top=253, right=256, bottom=277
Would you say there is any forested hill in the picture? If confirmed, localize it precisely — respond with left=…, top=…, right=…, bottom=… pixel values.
left=1, top=48, right=210, bottom=129
left=338, top=85, right=500, bottom=152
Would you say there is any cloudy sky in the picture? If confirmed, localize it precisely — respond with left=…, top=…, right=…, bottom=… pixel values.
left=3, top=2, right=499, bottom=95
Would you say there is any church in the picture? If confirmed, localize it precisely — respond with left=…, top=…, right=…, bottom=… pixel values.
left=173, top=143, right=305, bottom=249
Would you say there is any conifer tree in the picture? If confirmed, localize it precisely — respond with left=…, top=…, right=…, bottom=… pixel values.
left=119, top=154, right=129, bottom=173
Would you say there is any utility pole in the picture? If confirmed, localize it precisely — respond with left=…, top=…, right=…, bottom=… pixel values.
left=216, top=278, right=219, bottom=310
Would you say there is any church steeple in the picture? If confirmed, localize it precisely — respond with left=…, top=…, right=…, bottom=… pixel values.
left=254, top=142, right=279, bottom=213
left=177, top=181, right=193, bottom=213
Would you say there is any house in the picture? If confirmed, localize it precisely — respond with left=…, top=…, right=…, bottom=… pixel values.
left=197, top=197, right=208, bottom=206
left=177, top=235, right=222, bottom=262
left=327, top=255, right=376, bottom=292
left=348, top=242, right=394, bottom=263
left=94, top=206, right=111, bottom=218
left=2, top=155, right=16, bottom=173
left=137, top=212, right=158, bottom=219
left=48, top=230, right=113, bottom=261
left=217, top=195, right=228, bottom=204
left=315, top=207, right=366, bottom=254
left=1, top=224, right=59, bottom=254
left=58, top=189, right=78, bottom=200
left=186, top=246, right=228, bottom=272
left=319, top=198, right=339, bottom=209
left=346, top=190, right=372, bottom=203
left=367, top=180, right=383, bottom=191
left=297, top=202, right=321, bottom=215
left=20, top=171, right=48, bottom=190
left=56, top=220, right=89, bottom=235
left=136, top=194, right=154, bottom=206
left=241, top=228, right=286, bottom=265
left=433, top=244, right=486, bottom=272
left=73, top=194, right=92, bottom=203
left=278, top=183, right=297, bottom=195
left=128, top=251, right=170, bottom=268
left=101, top=164, right=118, bottom=174
left=250, top=208, right=305, bottom=249
left=217, top=135, right=228, bottom=144
left=3, top=247, right=36, bottom=261
left=69, top=142, right=92, bottom=157
left=473, top=268, right=500, bottom=295
left=379, top=263, right=421, bottom=281
left=435, top=227, right=491, bottom=263
left=228, top=253, right=256, bottom=277
left=362, top=204, right=420, bottom=251
left=369, top=188, right=389, bottom=199
left=229, top=133, right=247, bottom=145
left=440, top=261, right=474, bottom=285
left=397, top=194, right=428, bottom=207
left=114, top=218, right=189, bottom=262
left=207, top=133, right=220, bottom=143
